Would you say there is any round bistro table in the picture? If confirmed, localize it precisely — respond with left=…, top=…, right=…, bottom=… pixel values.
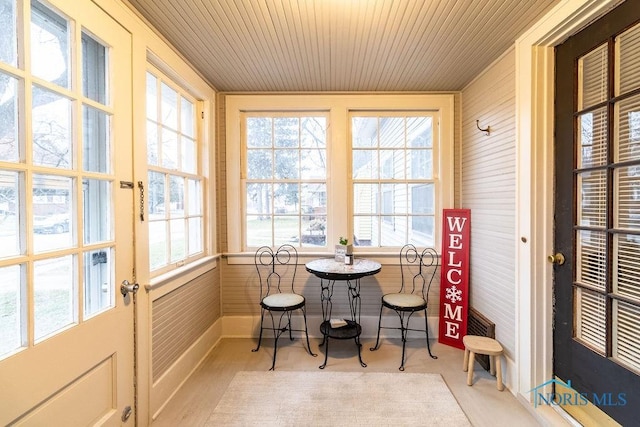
left=305, top=258, right=382, bottom=369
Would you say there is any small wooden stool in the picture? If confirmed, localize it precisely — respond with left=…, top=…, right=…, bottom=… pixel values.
left=462, top=335, right=504, bottom=391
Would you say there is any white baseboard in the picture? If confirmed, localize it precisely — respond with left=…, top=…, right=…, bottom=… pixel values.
left=151, top=318, right=223, bottom=420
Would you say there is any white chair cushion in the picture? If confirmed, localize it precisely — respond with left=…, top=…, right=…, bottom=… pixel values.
left=263, top=293, right=304, bottom=308
left=383, top=293, right=425, bottom=308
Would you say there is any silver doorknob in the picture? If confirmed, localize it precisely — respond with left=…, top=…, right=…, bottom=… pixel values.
left=120, top=280, right=139, bottom=297
left=547, top=253, right=565, bottom=265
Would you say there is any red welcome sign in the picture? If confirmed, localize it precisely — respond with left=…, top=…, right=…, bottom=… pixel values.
left=438, top=209, right=470, bottom=350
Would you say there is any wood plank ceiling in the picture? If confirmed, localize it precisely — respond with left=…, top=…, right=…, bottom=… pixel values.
left=125, top=0, right=561, bottom=92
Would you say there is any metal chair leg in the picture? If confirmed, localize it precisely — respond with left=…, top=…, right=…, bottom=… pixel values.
left=252, top=308, right=266, bottom=352
left=369, top=304, right=385, bottom=351
left=300, top=307, right=317, bottom=357
left=399, top=311, right=408, bottom=371
left=423, top=309, right=437, bottom=359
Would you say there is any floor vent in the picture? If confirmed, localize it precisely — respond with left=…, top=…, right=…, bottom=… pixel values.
left=467, top=307, right=496, bottom=371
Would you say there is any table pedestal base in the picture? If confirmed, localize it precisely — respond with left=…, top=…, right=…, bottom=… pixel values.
left=319, top=320, right=366, bottom=369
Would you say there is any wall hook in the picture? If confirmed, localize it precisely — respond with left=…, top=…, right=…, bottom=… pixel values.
left=476, top=120, right=490, bottom=136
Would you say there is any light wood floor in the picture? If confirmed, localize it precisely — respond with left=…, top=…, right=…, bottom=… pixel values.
left=151, top=337, right=545, bottom=426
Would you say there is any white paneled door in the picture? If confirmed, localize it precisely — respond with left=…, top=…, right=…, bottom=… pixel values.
left=0, top=0, right=135, bottom=425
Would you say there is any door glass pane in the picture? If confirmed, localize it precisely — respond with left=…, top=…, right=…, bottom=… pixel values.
left=83, top=179, right=110, bottom=244
left=32, top=86, right=72, bottom=169
left=617, top=22, right=640, bottom=96
left=0, top=72, right=19, bottom=162
left=83, top=249, right=112, bottom=318
left=576, top=230, right=606, bottom=292
left=0, top=265, right=22, bottom=356
left=81, top=32, right=107, bottom=104
left=578, top=108, right=608, bottom=168
left=615, top=166, right=640, bottom=230
left=0, top=170, right=20, bottom=257
left=33, top=174, right=72, bottom=252
left=83, top=105, right=110, bottom=173
left=31, top=0, right=70, bottom=89
left=578, top=169, right=606, bottom=228
left=578, top=43, right=607, bottom=110
left=615, top=94, right=640, bottom=163
left=613, top=300, right=640, bottom=371
left=614, top=235, right=640, bottom=300
left=34, top=255, right=74, bottom=341
left=575, top=287, right=606, bottom=353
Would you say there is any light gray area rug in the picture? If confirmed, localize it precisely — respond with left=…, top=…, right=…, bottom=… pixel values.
left=206, top=371, right=471, bottom=426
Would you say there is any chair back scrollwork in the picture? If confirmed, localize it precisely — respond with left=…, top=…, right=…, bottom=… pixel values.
left=399, top=244, right=439, bottom=302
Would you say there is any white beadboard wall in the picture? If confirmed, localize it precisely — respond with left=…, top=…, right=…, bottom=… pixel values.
left=152, top=268, right=221, bottom=382
left=460, top=48, right=517, bottom=359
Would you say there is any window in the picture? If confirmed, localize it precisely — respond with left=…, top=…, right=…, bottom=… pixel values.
left=225, top=94, right=454, bottom=255
left=243, top=113, right=327, bottom=248
left=146, top=69, right=204, bottom=274
left=352, top=114, right=436, bottom=247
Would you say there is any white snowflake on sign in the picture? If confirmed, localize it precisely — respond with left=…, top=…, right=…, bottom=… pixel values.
left=445, top=285, right=463, bottom=303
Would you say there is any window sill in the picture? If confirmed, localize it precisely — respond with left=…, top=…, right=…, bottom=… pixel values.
left=145, top=255, right=221, bottom=293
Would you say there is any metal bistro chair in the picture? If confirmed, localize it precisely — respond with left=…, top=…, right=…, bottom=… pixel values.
left=252, top=244, right=316, bottom=370
left=370, top=244, right=439, bottom=370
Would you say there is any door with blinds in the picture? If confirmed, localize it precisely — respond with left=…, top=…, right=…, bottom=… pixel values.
left=554, top=1, right=640, bottom=425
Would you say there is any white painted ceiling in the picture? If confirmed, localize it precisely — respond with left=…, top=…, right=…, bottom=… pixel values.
left=125, top=0, right=561, bottom=92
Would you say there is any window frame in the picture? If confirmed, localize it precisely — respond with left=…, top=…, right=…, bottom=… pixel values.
left=242, top=111, right=329, bottom=250
left=225, top=93, right=455, bottom=259
left=145, top=65, right=207, bottom=277
left=350, top=112, right=439, bottom=248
